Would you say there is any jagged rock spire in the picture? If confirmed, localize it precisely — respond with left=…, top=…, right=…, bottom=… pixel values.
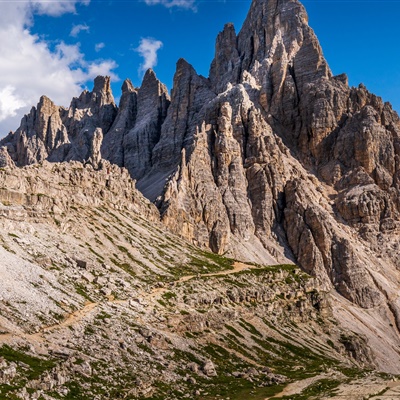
left=209, top=23, right=240, bottom=92
left=101, top=79, right=138, bottom=166
left=0, top=76, right=118, bottom=167
left=120, top=69, right=170, bottom=182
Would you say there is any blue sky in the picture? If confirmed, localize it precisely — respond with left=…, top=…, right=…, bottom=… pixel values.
left=0, top=0, right=399, bottom=136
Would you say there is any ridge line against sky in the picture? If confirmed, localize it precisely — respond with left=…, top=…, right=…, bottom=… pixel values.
left=0, top=0, right=399, bottom=137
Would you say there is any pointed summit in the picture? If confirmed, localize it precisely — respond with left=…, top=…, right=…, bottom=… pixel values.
left=92, top=75, right=115, bottom=107
left=209, top=23, right=240, bottom=91
left=101, top=80, right=138, bottom=167
left=121, top=78, right=135, bottom=94
left=121, top=69, right=170, bottom=183
left=236, top=0, right=330, bottom=80
left=238, top=0, right=308, bottom=65
left=207, top=0, right=330, bottom=96
left=140, top=69, right=169, bottom=99
left=93, top=75, right=111, bottom=93
left=119, top=79, right=137, bottom=112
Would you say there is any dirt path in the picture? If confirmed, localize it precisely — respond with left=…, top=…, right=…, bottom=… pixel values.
left=178, top=261, right=256, bottom=283
left=42, top=302, right=97, bottom=332
left=265, top=372, right=337, bottom=399
left=0, top=301, right=98, bottom=344
left=140, top=261, right=260, bottom=301
left=0, top=261, right=260, bottom=341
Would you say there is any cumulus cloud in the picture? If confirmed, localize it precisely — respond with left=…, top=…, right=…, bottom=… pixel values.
left=144, top=0, right=196, bottom=10
left=70, top=24, right=90, bottom=37
left=32, top=0, right=90, bottom=17
left=0, top=0, right=119, bottom=136
left=0, top=86, right=26, bottom=123
left=135, top=38, right=163, bottom=75
left=95, top=42, right=106, bottom=52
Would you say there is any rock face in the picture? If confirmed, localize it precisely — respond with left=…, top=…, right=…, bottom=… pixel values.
left=0, top=160, right=158, bottom=222
left=2, top=0, right=400, bottom=368
left=102, top=70, right=170, bottom=184
left=0, top=146, right=15, bottom=168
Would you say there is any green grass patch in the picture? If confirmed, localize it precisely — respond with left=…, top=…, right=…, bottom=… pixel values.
left=273, top=378, right=341, bottom=399
left=225, top=324, right=245, bottom=339
left=239, top=319, right=263, bottom=337
left=0, top=345, right=56, bottom=381
left=75, top=284, right=93, bottom=302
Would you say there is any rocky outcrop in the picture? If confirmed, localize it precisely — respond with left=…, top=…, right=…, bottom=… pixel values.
left=0, top=146, right=15, bottom=168
left=158, top=84, right=286, bottom=258
left=0, top=160, right=158, bottom=221
left=58, top=75, right=117, bottom=164
left=137, top=60, right=214, bottom=201
left=0, top=76, right=117, bottom=168
left=1, top=95, right=68, bottom=166
left=283, top=178, right=384, bottom=308
left=101, top=70, right=171, bottom=183
left=209, top=23, right=241, bottom=93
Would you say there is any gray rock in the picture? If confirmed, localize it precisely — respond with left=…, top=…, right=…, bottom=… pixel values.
left=202, top=360, right=217, bottom=377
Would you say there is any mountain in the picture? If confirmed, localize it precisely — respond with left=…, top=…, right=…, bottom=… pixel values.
left=1, top=0, right=400, bottom=397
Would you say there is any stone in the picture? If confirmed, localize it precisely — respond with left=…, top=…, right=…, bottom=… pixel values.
left=101, top=79, right=138, bottom=167
left=0, top=77, right=117, bottom=167
left=202, top=360, right=217, bottom=377
left=75, top=259, right=87, bottom=269
left=100, top=287, right=112, bottom=296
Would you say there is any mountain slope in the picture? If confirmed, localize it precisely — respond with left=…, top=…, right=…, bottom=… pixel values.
left=0, top=161, right=386, bottom=400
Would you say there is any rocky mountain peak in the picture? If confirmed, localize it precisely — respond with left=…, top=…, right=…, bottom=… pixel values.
left=93, top=75, right=115, bottom=106
left=137, top=69, right=170, bottom=118
left=37, top=94, right=56, bottom=110
left=172, top=59, right=199, bottom=94
left=175, top=58, right=194, bottom=73
left=121, top=78, right=135, bottom=94
left=209, top=23, right=240, bottom=92
left=69, top=75, right=116, bottom=114
left=140, top=69, right=169, bottom=99
left=118, top=79, right=138, bottom=113
left=238, top=0, right=309, bottom=59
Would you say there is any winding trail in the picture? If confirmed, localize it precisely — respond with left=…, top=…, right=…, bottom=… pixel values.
left=264, top=373, right=336, bottom=399
left=141, top=261, right=256, bottom=299
left=43, top=301, right=97, bottom=332
left=177, top=261, right=255, bottom=283
left=0, top=261, right=260, bottom=341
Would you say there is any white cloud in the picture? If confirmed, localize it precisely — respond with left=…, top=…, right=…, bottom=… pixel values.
left=95, top=42, right=105, bottom=52
left=87, top=60, right=119, bottom=80
left=135, top=37, right=163, bottom=75
left=0, top=0, right=90, bottom=27
left=70, top=24, right=90, bottom=37
left=144, top=0, right=196, bottom=10
left=0, top=0, right=119, bottom=136
left=32, top=0, right=89, bottom=17
left=0, top=86, right=26, bottom=123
